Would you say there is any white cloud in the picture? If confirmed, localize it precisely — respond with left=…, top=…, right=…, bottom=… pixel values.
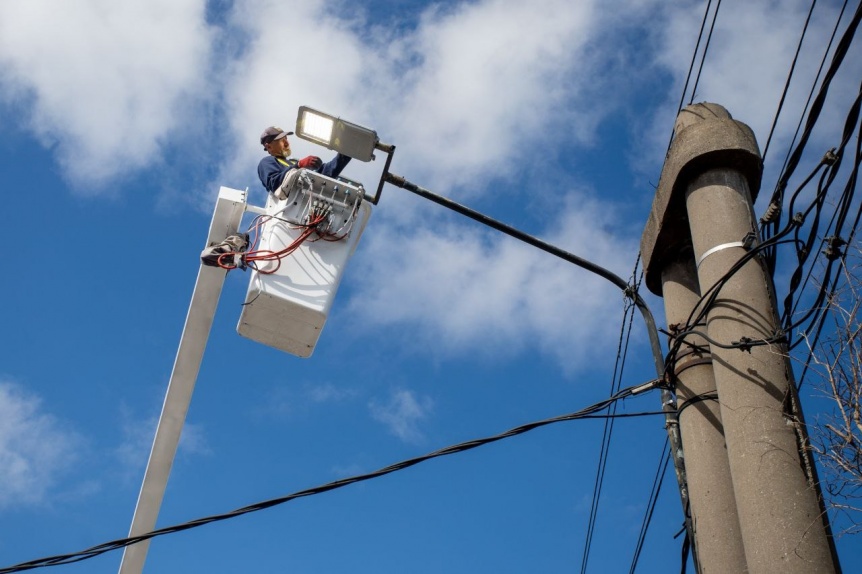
left=0, top=382, right=80, bottom=508
left=257, top=382, right=360, bottom=418
left=306, top=382, right=359, bottom=404
left=114, top=406, right=210, bottom=483
left=648, top=0, right=862, bottom=175
left=3, top=0, right=856, bottom=373
left=0, top=0, right=213, bottom=190
left=2, top=0, right=854, bottom=201
left=369, top=388, right=434, bottom=443
left=178, top=422, right=211, bottom=458
left=350, top=191, right=637, bottom=368
left=217, top=0, right=618, bottom=197
left=114, top=406, right=153, bottom=480
left=371, top=0, right=600, bottom=190
left=205, top=0, right=669, bottom=372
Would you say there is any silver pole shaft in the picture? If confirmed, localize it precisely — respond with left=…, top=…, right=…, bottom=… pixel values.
left=119, top=187, right=247, bottom=574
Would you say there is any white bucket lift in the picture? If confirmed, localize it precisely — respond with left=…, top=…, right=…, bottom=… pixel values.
left=236, top=169, right=371, bottom=357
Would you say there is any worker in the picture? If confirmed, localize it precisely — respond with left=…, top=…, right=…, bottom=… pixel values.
left=257, top=126, right=351, bottom=195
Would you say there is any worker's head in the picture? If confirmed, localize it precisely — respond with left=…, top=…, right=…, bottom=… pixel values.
left=260, top=126, right=293, bottom=158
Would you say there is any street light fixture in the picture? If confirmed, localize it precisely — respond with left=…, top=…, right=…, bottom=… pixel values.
left=296, top=106, right=380, bottom=163
left=294, top=106, right=395, bottom=205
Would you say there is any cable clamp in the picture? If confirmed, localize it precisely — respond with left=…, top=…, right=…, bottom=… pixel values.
left=824, top=236, right=846, bottom=261
left=630, top=378, right=661, bottom=395
left=822, top=148, right=839, bottom=166
left=732, top=336, right=754, bottom=353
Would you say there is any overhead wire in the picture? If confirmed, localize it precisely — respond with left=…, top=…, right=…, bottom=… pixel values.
left=656, top=0, right=862, bottom=426
left=762, top=0, right=820, bottom=163
left=767, top=0, right=851, bottom=186
left=579, top=259, right=642, bottom=574
left=667, top=0, right=718, bottom=155
left=781, top=70, right=862, bottom=353
left=385, top=154, right=698, bottom=574
left=793, top=91, right=862, bottom=387
left=687, top=0, right=722, bottom=106
left=675, top=0, right=713, bottom=115
left=761, top=0, right=862, bottom=274
left=609, top=2, right=862, bottom=569
left=0, top=384, right=664, bottom=574
left=628, top=437, right=672, bottom=574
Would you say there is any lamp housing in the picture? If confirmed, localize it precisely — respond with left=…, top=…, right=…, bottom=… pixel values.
left=295, top=106, right=378, bottom=162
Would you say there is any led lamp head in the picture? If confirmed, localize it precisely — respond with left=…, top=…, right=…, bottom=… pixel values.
left=296, top=106, right=379, bottom=162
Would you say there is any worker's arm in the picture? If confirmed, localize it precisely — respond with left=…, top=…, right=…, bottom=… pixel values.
left=257, top=156, right=295, bottom=194
left=319, top=153, right=351, bottom=178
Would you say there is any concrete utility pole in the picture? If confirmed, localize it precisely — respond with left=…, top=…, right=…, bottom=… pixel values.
left=660, top=254, right=746, bottom=573
left=641, top=103, right=838, bottom=573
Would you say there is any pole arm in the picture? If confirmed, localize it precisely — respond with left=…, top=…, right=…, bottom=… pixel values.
left=383, top=172, right=666, bottom=374
left=118, top=187, right=248, bottom=574
left=382, top=172, right=695, bottom=558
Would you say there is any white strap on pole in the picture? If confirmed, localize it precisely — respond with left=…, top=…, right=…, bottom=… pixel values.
left=696, top=241, right=745, bottom=269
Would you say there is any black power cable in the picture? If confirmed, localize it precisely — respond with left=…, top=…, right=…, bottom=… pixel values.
left=763, top=0, right=862, bottom=274
left=629, top=438, right=671, bottom=574
left=580, top=262, right=642, bottom=574
left=687, top=0, right=722, bottom=106
left=762, top=0, right=820, bottom=163
left=781, top=75, right=862, bottom=353
left=768, top=0, right=850, bottom=184
left=667, top=0, right=717, bottom=155
left=0, top=384, right=663, bottom=573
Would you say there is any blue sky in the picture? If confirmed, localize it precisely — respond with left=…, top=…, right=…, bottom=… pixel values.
left=1, top=0, right=861, bottom=572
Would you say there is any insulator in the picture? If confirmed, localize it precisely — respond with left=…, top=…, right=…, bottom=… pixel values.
left=760, top=202, right=781, bottom=224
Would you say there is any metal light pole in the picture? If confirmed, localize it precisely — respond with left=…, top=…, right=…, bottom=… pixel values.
left=118, top=187, right=247, bottom=574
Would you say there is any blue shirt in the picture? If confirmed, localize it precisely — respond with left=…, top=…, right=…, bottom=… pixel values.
left=257, top=153, right=352, bottom=194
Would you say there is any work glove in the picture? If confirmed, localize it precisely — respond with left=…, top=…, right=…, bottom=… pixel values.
left=298, top=156, right=323, bottom=170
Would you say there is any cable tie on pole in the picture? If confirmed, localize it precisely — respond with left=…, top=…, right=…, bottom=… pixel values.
left=696, top=241, right=745, bottom=269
